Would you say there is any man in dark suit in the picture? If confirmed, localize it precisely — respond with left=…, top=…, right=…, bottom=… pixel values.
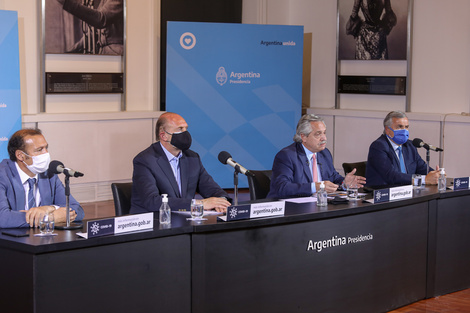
left=0, top=129, right=84, bottom=228
left=366, top=111, right=440, bottom=187
left=267, top=114, right=365, bottom=199
left=130, top=112, right=230, bottom=214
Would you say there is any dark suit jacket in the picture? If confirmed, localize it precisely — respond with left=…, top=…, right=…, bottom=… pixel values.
left=267, top=142, right=344, bottom=199
left=130, top=143, right=229, bottom=213
left=0, top=159, right=84, bottom=228
left=366, top=134, right=430, bottom=187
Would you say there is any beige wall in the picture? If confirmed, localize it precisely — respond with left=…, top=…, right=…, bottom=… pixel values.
left=1, top=0, right=469, bottom=201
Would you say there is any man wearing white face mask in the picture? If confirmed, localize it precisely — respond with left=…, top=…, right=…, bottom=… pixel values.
left=0, top=129, right=84, bottom=228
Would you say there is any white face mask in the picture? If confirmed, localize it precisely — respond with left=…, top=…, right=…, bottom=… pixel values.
left=22, top=152, right=51, bottom=175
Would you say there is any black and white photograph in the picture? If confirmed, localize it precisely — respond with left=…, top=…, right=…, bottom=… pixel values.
left=44, top=0, right=124, bottom=55
left=338, top=0, right=409, bottom=60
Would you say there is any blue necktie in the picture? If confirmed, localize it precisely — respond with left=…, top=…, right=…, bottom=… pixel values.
left=27, top=178, right=37, bottom=209
left=397, top=146, right=406, bottom=173
left=170, top=157, right=182, bottom=194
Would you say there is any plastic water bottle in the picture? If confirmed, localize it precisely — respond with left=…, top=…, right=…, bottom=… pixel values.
left=317, top=181, right=328, bottom=207
left=159, top=194, right=171, bottom=225
left=438, top=168, right=446, bottom=192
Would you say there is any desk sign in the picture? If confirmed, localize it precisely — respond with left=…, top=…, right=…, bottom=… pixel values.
left=224, top=201, right=285, bottom=221
left=374, top=185, right=413, bottom=203
left=453, top=177, right=470, bottom=190
left=87, top=213, right=154, bottom=238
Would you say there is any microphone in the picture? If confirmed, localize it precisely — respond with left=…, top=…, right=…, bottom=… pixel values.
left=412, top=138, right=443, bottom=152
left=218, top=151, right=254, bottom=177
left=48, top=160, right=84, bottom=178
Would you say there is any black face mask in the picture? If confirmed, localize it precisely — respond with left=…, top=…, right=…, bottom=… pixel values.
left=170, top=131, right=192, bottom=151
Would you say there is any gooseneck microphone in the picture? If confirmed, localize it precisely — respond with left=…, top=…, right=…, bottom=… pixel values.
left=218, top=151, right=254, bottom=177
left=412, top=138, right=443, bottom=152
left=48, top=160, right=84, bottom=178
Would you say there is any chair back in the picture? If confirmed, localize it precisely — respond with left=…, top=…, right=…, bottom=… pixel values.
left=342, top=161, right=367, bottom=177
left=247, top=170, right=273, bottom=201
left=111, top=182, right=133, bottom=216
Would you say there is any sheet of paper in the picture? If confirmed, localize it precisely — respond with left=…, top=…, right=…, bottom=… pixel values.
left=284, top=197, right=316, bottom=203
left=173, top=210, right=223, bottom=216
left=76, top=232, right=88, bottom=239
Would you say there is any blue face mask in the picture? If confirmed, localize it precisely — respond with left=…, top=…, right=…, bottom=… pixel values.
left=387, top=127, right=409, bottom=145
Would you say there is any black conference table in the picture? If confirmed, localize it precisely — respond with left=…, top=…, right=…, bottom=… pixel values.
left=0, top=186, right=469, bottom=313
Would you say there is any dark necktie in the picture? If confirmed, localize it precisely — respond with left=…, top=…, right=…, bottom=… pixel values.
left=27, top=178, right=37, bottom=209
left=397, top=146, right=406, bottom=173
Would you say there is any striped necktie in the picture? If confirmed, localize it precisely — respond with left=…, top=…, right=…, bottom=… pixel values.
left=397, top=146, right=406, bottom=173
left=27, top=178, right=37, bottom=209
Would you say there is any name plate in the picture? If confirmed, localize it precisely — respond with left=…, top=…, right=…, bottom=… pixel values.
left=46, top=72, right=123, bottom=94
left=453, top=177, right=470, bottom=190
left=87, top=213, right=154, bottom=238
left=338, top=75, right=406, bottom=95
left=224, top=201, right=285, bottom=221
left=374, top=185, right=413, bottom=203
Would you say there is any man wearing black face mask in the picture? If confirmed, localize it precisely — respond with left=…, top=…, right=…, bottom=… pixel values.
left=130, top=112, right=231, bottom=214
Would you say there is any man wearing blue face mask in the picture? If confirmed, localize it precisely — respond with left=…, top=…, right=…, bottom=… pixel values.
left=130, top=112, right=231, bottom=214
left=366, top=111, right=440, bottom=187
left=0, top=129, right=84, bottom=228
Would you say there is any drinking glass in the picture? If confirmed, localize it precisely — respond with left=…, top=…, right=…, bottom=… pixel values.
left=39, top=212, right=55, bottom=235
left=347, top=179, right=359, bottom=201
left=188, top=199, right=205, bottom=221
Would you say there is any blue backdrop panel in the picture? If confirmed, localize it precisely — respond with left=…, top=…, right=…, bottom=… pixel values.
left=0, top=10, right=21, bottom=160
left=166, top=22, right=303, bottom=188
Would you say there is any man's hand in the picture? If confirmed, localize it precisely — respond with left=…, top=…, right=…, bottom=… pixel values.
left=315, top=181, right=339, bottom=193
left=343, top=168, right=366, bottom=189
left=20, top=206, right=55, bottom=228
left=202, top=197, right=231, bottom=213
left=53, top=207, right=78, bottom=224
left=425, top=165, right=441, bottom=185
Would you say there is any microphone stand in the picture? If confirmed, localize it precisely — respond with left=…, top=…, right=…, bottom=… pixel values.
left=55, top=173, right=83, bottom=230
left=233, top=165, right=241, bottom=206
left=425, top=148, right=430, bottom=174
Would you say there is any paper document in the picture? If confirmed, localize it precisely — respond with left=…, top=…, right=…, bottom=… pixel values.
left=76, top=232, right=88, bottom=239
left=173, top=210, right=223, bottom=216
left=284, top=197, right=316, bottom=203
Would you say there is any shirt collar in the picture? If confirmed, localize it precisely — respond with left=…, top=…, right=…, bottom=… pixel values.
left=15, top=162, right=38, bottom=185
left=160, top=142, right=182, bottom=162
left=301, top=143, right=316, bottom=161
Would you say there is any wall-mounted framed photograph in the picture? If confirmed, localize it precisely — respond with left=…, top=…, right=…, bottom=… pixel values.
left=337, top=0, right=410, bottom=60
left=44, top=0, right=124, bottom=55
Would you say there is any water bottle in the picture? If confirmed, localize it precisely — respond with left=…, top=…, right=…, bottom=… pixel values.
left=159, top=194, right=171, bottom=225
left=317, top=181, right=328, bottom=207
left=438, top=168, right=446, bottom=192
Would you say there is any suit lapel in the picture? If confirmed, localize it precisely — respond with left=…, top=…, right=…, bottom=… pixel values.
left=37, top=174, right=52, bottom=206
left=381, top=135, right=400, bottom=169
left=179, top=154, right=188, bottom=198
left=8, top=161, right=26, bottom=210
left=317, top=151, right=326, bottom=181
left=296, top=143, right=313, bottom=182
left=154, top=144, right=181, bottom=197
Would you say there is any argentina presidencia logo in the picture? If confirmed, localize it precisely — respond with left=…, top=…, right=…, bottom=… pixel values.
left=216, top=67, right=228, bottom=86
